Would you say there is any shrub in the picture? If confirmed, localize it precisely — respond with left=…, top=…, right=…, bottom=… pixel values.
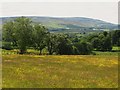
left=2, top=42, right=13, bottom=50
left=57, top=42, right=73, bottom=55
left=75, top=41, right=93, bottom=55
left=72, top=46, right=80, bottom=55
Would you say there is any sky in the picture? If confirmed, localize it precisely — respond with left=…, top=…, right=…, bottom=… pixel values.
left=0, top=2, right=118, bottom=24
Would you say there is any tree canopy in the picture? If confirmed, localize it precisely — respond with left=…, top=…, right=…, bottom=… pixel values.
left=2, top=17, right=119, bottom=55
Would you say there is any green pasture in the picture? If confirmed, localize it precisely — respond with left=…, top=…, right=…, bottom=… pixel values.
left=2, top=49, right=118, bottom=88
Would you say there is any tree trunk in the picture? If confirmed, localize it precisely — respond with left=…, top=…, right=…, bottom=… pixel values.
left=49, top=49, right=53, bottom=55
left=39, top=50, right=42, bottom=55
left=19, top=49, right=26, bottom=54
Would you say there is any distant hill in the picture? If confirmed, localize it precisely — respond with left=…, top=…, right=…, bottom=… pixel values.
left=0, top=16, right=118, bottom=33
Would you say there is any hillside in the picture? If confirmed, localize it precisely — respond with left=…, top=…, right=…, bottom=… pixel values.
left=0, top=16, right=118, bottom=33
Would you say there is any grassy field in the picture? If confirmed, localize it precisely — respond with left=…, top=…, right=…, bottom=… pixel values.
left=2, top=49, right=118, bottom=88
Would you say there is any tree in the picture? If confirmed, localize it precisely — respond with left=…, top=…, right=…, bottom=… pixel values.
left=72, top=46, right=80, bottom=55
left=2, top=42, right=13, bottom=50
left=111, top=30, right=120, bottom=46
left=74, top=41, right=93, bottom=55
left=46, top=33, right=58, bottom=55
left=91, top=37, right=101, bottom=50
left=3, top=21, right=14, bottom=42
left=98, top=33, right=105, bottom=39
left=87, top=33, right=98, bottom=42
left=3, top=21, right=17, bottom=48
left=56, top=34, right=73, bottom=55
left=101, top=36, right=112, bottom=51
left=103, top=31, right=108, bottom=37
left=33, top=24, right=48, bottom=55
left=90, top=32, right=112, bottom=51
left=13, top=17, right=33, bottom=54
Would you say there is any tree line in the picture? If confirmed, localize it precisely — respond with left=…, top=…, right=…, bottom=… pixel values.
left=2, top=17, right=120, bottom=55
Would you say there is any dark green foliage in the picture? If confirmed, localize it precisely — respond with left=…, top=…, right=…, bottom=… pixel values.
left=103, top=31, right=108, bottom=37
left=57, top=44, right=73, bottom=55
left=98, top=33, right=105, bottom=39
left=90, top=32, right=112, bottom=51
left=101, top=36, right=112, bottom=51
left=3, top=21, right=14, bottom=42
left=111, top=30, right=120, bottom=46
left=98, top=32, right=112, bottom=51
left=14, top=17, right=33, bottom=54
left=72, top=46, right=80, bottom=55
left=33, top=24, right=48, bottom=54
left=75, top=41, right=93, bottom=55
left=87, top=33, right=98, bottom=42
left=3, top=17, right=33, bottom=54
left=91, top=37, right=101, bottom=50
left=2, top=42, right=13, bottom=50
left=46, top=33, right=58, bottom=55
left=56, top=34, right=74, bottom=55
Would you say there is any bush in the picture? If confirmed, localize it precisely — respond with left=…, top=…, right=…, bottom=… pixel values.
left=75, top=41, right=93, bottom=55
left=72, top=46, right=80, bottom=55
left=101, top=36, right=112, bottom=51
left=91, top=37, right=101, bottom=50
left=2, top=42, right=13, bottom=50
left=57, top=43, right=73, bottom=55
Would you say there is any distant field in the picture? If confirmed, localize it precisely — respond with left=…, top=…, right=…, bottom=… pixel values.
left=2, top=50, right=118, bottom=88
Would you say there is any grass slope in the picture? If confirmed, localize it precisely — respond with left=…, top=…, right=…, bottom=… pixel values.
left=2, top=53, right=118, bottom=88
left=1, top=17, right=117, bottom=32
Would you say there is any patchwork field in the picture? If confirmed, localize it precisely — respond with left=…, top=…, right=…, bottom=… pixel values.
left=2, top=53, right=118, bottom=88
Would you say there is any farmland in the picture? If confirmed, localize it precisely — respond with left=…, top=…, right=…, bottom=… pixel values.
left=1, top=16, right=119, bottom=88
left=2, top=50, right=118, bottom=88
